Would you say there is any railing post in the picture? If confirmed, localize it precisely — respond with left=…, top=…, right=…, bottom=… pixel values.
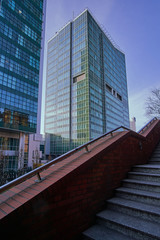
left=35, top=172, right=45, bottom=183
left=37, top=172, right=41, bottom=181
left=85, top=145, right=90, bottom=153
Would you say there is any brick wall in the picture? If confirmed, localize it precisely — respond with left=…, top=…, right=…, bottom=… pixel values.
left=1, top=120, right=160, bottom=240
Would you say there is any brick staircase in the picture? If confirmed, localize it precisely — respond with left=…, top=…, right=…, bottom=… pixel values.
left=1, top=119, right=160, bottom=240
left=83, top=142, right=160, bottom=240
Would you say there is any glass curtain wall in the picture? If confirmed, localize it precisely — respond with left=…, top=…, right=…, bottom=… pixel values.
left=88, top=12, right=106, bottom=139
left=71, top=11, right=89, bottom=148
left=45, top=23, right=71, bottom=155
left=103, top=35, right=130, bottom=131
left=45, top=9, right=130, bottom=157
left=0, top=0, right=44, bottom=132
left=88, top=11, right=129, bottom=134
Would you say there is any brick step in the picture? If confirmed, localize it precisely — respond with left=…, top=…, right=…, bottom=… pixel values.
left=132, top=165, right=160, bottom=174
left=97, top=210, right=160, bottom=240
left=128, top=171, right=160, bottom=182
left=107, top=197, right=160, bottom=223
left=83, top=224, right=136, bottom=240
left=116, top=187, right=160, bottom=206
left=122, top=178, right=160, bottom=193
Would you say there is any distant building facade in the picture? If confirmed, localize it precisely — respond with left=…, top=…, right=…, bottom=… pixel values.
left=45, top=9, right=130, bottom=156
left=0, top=0, right=46, bottom=171
left=130, top=117, right=136, bottom=132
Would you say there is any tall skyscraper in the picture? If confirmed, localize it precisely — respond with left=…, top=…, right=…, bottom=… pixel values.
left=45, top=9, right=129, bottom=156
left=0, top=0, right=46, bottom=171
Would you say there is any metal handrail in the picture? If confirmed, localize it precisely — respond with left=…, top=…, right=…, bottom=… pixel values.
left=0, top=125, right=142, bottom=194
left=138, top=117, right=157, bottom=134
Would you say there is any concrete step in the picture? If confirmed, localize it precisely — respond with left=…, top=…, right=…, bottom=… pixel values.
left=150, top=156, right=160, bottom=159
left=153, top=146, right=160, bottom=151
left=83, top=224, right=136, bottom=240
left=153, top=151, right=160, bottom=155
left=149, top=160, right=160, bottom=165
left=151, top=154, right=160, bottom=158
left=107, top=197, right=160, bottom=223
left=132, top=164, right=160, bottom=174
left=116, top=187, right=160, bottom=206
left=151, top=153, right=160, bottom=157
left=149, top=155, right=160, bottom=164
left=82, top=142, right=160, bottom=240
left=122, top=178, right=160, bottom=193
left=97, top=210, right=160, bottom=240
left=128, top=171, right=160, bottom=182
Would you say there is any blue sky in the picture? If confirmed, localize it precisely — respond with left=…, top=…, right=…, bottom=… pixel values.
left=42, top=0, right=160, bottom=132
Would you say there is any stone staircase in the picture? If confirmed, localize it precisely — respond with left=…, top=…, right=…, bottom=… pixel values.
left=82, top=143, right=160, bottom=240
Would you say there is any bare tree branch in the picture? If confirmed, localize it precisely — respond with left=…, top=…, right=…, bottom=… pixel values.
left=145, top=88, right=160, bottom=118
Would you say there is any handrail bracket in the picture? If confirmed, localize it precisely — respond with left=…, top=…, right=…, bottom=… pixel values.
left=85, top=145, right=91, bottom=153
left=35, top=172, right=45, bottom=183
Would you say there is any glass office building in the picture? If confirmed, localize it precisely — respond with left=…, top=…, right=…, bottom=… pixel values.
left=0, top=0, right=46, bottom=171
left=45, top=9, right=129, bottom=156
left=0, top=0, right=45, bottom=132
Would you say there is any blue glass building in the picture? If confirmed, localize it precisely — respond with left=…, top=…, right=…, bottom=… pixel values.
left=45, top=9, right=129, bottom=156
left=0, top=0, right=45, bottom=133
left=0, top=0, right=46, bottom=171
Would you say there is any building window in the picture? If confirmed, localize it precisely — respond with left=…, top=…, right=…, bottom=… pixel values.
left=117, top=93, right=122, bottom=101
left=73, top=73, right=85, bottom=83
left=106, top=84, right=112, bottom=93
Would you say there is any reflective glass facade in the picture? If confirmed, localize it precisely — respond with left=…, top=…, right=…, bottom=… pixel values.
left=45, top=10, right=129, bottom=156
left=0, top=0, right=45, bottom=133
left=88, top=11, right=129, bottom=138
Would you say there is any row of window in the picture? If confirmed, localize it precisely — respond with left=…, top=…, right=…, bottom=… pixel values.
left=0, top=107, right=37, bottom=125
left=0, top=37, right=39, bottom=70
left=90, top=101, right=102, bottom=113
left=0, top=54, right=39, bottom=83
left=90, top=109, right=102, bottom=119
left=47, top=78, right=70, bottom=96
left=106, top=115, right=123, bottom=126
left=20, top=0, right=43, bottom=20
left=0, top=89, right=37, bottom=114
left=90, top=123, right=103, bottom=133
left=45, top=125, right=69, bottom=133
left=105, top=75, right=122, bottom=95
left=106, top=84, right=122, bottom=102
left=0, top=6, right=40, bottom=43
left=7, top=0, right=42, bottom=32
left=88, top=25, right=125, bottom=73
left=0, top=71, right=38, bottom=98
left=104, top=56, right=123, bottom=83
left=72, top=41, right=86, bottom=55
left=0, top=21, right=40, bottom=57
left=48, top=23, right=70, bottom=48
left=0, top=137, right=19, bottom=150
left=90, top=94, right=103, bottom=106
left=106, top=105, right=124, bottom=122
left=72, top=49, right=86, bottom=62
left=106, top=95, right=123, bottom=112
left=91, top=115, right=103, bottom=125
left=89, top=46, right=126, bottom=94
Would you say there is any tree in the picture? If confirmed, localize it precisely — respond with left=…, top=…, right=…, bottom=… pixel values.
left=145, top=88, right=160, bottom=118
